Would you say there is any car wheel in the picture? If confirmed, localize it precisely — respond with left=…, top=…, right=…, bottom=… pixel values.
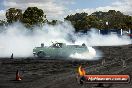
left=37, top=51, right=46, bottom=58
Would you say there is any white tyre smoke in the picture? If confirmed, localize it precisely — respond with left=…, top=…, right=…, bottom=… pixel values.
left=70, top=47, right=97, bottom=60
left=0, top=22, right=131, bottom=60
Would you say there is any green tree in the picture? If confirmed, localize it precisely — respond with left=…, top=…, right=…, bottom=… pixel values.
left=65, top=10, right=132, bottom=31
left=65, top=12, right=90, bottom=31
left=6, top=8, right=22, bottom=23
left=22, top=7, right=46, bottom=27
left=48, top=20, right=63, bottom=25
left=0, top=20, right=6, bottom=26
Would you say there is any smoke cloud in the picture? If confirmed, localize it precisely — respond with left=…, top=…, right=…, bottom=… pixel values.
left=75, top=29, right=131, bottom=46
left=0, top=22, right=131, bottom=60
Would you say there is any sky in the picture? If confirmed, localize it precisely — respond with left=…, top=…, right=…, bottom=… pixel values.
left=0, top=0, right=132, bottom=20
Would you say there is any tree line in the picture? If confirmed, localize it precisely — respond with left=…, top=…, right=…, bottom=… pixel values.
left=65, top=10, right=132, bottom=31
left=0, top=7, right=132, bottom=31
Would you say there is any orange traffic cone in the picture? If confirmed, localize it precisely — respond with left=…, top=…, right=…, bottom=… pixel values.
left=16, top=70, right=22, bottom=81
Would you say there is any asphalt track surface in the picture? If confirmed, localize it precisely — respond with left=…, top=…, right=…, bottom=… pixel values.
left=0, top=44, right=132, bottom=88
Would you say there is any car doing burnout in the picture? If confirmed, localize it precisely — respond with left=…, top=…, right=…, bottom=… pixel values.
left=33, top=42, right=89, bottom=58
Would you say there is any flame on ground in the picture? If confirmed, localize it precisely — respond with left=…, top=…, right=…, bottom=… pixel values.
left=78, top=66, right=86, bottom=76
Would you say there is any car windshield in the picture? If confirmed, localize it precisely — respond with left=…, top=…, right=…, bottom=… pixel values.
left=52, top=43, right=63, bottom=48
